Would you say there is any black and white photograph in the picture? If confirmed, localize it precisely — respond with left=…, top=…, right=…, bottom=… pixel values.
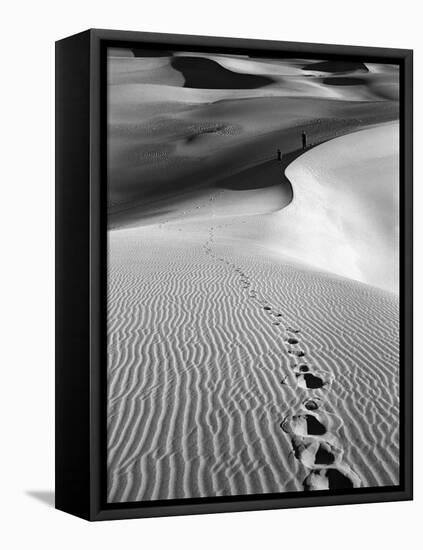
left=106, top=47, right=401, bottom=502
left=1, top=0, right=419, bottom=546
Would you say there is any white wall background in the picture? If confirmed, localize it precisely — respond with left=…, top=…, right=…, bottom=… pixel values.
left=0, top=0, right=420, bottom=547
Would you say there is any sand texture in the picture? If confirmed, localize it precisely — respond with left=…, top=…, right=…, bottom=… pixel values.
left=106, top=51, right=400, bottom=503
left=108, top=217, right=399, bottom=501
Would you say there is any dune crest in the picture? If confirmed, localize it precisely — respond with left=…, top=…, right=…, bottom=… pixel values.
left=283, top=121, right=399, bottom=293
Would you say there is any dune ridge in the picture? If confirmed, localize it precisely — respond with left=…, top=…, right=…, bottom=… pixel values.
left=108, top=53, right=399, bottom=226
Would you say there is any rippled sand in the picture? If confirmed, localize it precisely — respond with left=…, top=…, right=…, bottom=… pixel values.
left=108, top=214, right=399, bottom=501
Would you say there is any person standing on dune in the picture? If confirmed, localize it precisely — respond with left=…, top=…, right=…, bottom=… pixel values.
left=277, top=148, right=282, bottom=161
left=302, top=131, right=307, bottom=150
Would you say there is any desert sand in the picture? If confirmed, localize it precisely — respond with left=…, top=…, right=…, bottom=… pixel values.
left=107, top=52, right=400, bottom=502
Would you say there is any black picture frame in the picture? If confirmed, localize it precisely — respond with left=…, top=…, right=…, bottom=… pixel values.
left=55, top=28, right=413, bottom=521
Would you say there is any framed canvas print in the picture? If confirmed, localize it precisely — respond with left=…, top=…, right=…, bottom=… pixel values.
left=55, top=29, right=413, bottom=521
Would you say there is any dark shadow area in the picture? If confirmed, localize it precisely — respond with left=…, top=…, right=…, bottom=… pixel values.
left=290, top=350, right=305, bottom=357
left=322, top=77, right=367, bottom=86
left=171, top=56, right=275, bottom=89
left=303, top=372, right=325, bottom=389
left=315, top=445, right=336, bottom=465
left=303, top=60, right=369, bottom=73
left=217, top=159, right=285, bottom=191
left=306, top=414, right=327, bottom=436
left=26, top=490, right=55, bottom=508
left=327, top=469, right=354, bottom=489
left=216, top=144, right=314, bottom=200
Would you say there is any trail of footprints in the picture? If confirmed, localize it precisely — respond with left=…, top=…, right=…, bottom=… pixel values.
left=159, top=191, right=362, bottom=491
left=201, top=206, right=362, bottom=492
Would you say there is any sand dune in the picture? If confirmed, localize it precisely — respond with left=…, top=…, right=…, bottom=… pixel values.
left=108, top=98, right=397, bottom=226
left=107, top=50, right=400, bottom=503
left=108, top=54, right=398, bottom=224
left=107, top=217, right=399, bottom=501
left=278, top=121, right=399, bottom=293
left=170, top=56, right=275, bottom=89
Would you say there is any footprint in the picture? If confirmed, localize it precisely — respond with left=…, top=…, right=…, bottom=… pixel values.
left=303, top=398, right=320, bottom=411
left=295, top=371, right=332, bottom=390
left=297, top=364, right=310, bottom=373
left=281, top=413, right=327, bottom=437
left=289, top=437, right=343, bottom=469
left=289, top=350, right=305, bottom=357
left=205, top=222, right=359, bottom=490
left=315, top=442, right=339, bottom=466
left=303, top=466, right=362, bottom=491
left=282, top=408, right=344, bottom=440
left=290, top=363, right=307, bottom=372
left=305, top=414, right=327, bottom=436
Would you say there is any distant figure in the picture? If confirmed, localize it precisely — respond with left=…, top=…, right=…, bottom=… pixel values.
left=277, top=148, right=282, bottom=161
left=302, top=131, right=307, bottom=150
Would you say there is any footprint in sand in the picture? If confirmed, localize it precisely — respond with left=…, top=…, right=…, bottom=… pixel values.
left=288, top=349, right=306, bottom=358
left=280, top=388, right=361, bottom=490
left=295, top=371, right=333, bottom=390
left=313, top=442, right=340, bottom=466
left=281, top=410, right=346, bottom=469
left=281, top=412, right=329, bottom=438
left=290, top=437, right=344, bottom=469
left=204, top=218, right=360, bottom=489
left=303, top=466, right=362, bottom=490
left=204, top=221, right=318, bottom=409
left=297, top=364, right=310, bottom=373
left=303, top=398, right=321, bottom=411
